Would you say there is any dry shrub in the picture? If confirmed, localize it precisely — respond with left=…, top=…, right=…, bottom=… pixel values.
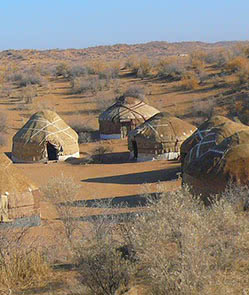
left=178, top=72, right=199, bottom=90
left=204, top=49, right=230, bottom=67
left=88, top=59, right=107, bottom=74
left=55, top=62, right=70, bottom=78
left=126, top=185, right=249, bottom=295
left=136, top=57, right=152, bottom=79
left=90, top=145, right=114, bottom=163
left=68, top=65, right=89, bottom=79
left=75, top=233, right=134, bottom=295
left=0, top=249, right=52, bottom=291
left=0, top=227, right=52, bottom=292
left=235, top=64, right=249, bottom=85
left=125, top=55, right=139, bottom=70
left=19, top=84, right=37, bottom=104
left=73, top=199, right=136, bottom=295
left=156, top=57, right=185, bottom=81
left=70, top=120, right=97, bottom=143
left=42, top=174, right=80, bottom=243
left=190, top=50, right=206, bottom=71
left=125, top=55, right=152, bottom=78
left=226, top=56, right=249, bottom=73
left=123, top=86, right=145, bottom=99
left=191, top=98, right=216, bottom=119
left=8, top=70, right=43, bottom=87
left=225, top=56, right=249, bottom=85
left=98, top=61, right=120, bottom=80
left=71, top=77, right=109, bottom=95
left=95, top=95, right=115, bottom=113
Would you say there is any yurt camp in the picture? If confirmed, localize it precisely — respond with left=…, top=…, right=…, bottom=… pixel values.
left=99, top=95, right=160, bottom=139
left=12, top=110, right=79, bottom=163
left=0, top=154, right=40, bottom=222
left=181, top=117, right=249, bottom=199
left=128, top=112, right=196, bottom=161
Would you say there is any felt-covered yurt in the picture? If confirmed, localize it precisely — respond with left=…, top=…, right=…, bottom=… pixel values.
left=128, top=112, right=196, bottom=161
left=181, top=117, right=249, bottom=199
left=180, top=115, right=235, bottom=164
left=99, top=96, right=160, bottom=140
left=12, top=110, right=79, bottom=163
left=0, top=154, right=40, bottom=222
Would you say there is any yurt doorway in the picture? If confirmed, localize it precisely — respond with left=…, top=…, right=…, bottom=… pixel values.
left=132, top=140, right=138, bottom=159
left=120, top=122, right=131, bottom=138
left=47, top=142, right=58, bottom=161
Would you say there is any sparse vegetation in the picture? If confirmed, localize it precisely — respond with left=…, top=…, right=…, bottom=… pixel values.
left=75, top=218, right=135, bottom=295
left=42, top=174, right=81, bottom=244
left=8, top=70, right=43, bottom=87
left=125, top=55, right=152, bottom=78
left=1, top=41, right=249, bottom=295
left=90, top=145, right=114, bottom=163
left=70, top=120, right=98, bottom=143
left=124, top=185, right=249, bottom=295
left=0, top=226, right=53, bottom=292
left=71, top=76, right=110, bottom=95
left=19, top=84, right=37, bottom=104
left=156, top=58, right=185, bottom=81
left=55, top=62, right=71, bottom=78
left=123, top=86, right=145, bottom=99
left=178, top=71, right=199, bottom=90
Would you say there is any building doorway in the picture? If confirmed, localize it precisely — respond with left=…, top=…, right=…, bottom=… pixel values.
left=132, top=140, right=138, bottom=159
left=47, top=142, right=58, bottom=161
left=120, top=122, right=131, bottom=138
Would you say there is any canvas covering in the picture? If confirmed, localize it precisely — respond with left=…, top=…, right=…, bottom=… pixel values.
left=12, top=110, right=79, bottom=162
left=0, top=154, right=40, bottom=221
left=128, top=112, right=196, bottom=157
left=179, top=115, right=241, bottom=163
left=182, top=118, right=249, bottom=197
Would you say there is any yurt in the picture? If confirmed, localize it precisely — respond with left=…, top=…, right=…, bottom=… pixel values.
left=12, top=110, right=79, bottom=163
left=99, top=96, right=160, bottom=139
left=128, top=112, right=196, bottom=161
left=0, top=154, right=40, bottom=222
left=181, top=118, right=249, bottom=199
left=180, top=115, right=234, bottom=164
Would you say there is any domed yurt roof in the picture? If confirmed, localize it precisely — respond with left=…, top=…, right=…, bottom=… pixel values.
left=12, top=110, right=79, bottom=162
left=0, top=154, right=37, bottom=194
left=99, top=96, right=160, bottom=123
left=182, top=122, right=249, bottom=199
left=180, top=115, right=247, bottom=163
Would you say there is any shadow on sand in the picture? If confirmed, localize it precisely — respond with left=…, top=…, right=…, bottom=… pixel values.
left=60, top=192, right=161, bottom=209
left=82, top=166, right=181, bottom=185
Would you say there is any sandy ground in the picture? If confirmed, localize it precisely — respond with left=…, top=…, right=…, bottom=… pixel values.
left=0, top=72, right=208, bottom=295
